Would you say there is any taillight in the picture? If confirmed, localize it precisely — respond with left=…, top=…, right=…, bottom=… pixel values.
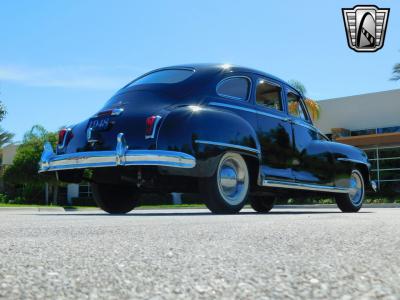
left=58, top=128, right=73, bottom=148
left=58, top=129, right=67, bottom=144
left=145, top=115, right=162, bottom=139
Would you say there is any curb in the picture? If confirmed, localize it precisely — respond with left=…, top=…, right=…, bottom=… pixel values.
left=0, top=207, right=65, bottom=212
left=275, top=204, right=400, bottom=209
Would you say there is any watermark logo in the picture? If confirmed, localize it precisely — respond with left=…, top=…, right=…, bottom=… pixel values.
left=342, top=5, right=390, bottom=52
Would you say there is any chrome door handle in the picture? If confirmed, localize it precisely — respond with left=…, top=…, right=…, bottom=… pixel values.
left=283, top=118, right=293, bottom=123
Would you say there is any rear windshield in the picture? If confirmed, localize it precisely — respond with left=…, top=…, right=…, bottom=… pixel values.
left=125, top=69, right=194, bottom=88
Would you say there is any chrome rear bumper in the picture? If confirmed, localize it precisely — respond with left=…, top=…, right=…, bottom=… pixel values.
left=39, top=133, right=196, bottom=173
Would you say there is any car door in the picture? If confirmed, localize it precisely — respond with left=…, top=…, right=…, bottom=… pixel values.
left=255, top=77, right=295, bottom=181
left=285, top=88, right=335, bottom=186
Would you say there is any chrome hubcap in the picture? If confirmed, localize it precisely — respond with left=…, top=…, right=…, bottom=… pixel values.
left=217, top=153, right=249, bottom=205
left=348, top=170, right=364, bottom=206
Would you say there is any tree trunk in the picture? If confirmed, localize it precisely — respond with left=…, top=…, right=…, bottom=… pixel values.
left=52, top=184, right=58, bottom=205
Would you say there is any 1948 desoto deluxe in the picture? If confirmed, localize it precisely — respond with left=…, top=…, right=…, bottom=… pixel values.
left=40, top=64, right=375, bottom=214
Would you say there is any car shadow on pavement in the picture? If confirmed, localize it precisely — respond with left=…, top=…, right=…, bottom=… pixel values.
left=36, top=210, right=372, bottom=217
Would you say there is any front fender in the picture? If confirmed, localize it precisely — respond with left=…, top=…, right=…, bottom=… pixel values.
left=157, top=105, right=260, bottom=177
left=329, top=141, right=374, bottom=191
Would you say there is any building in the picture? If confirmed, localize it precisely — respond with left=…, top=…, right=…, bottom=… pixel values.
left=315, top=89, right=400, bottom=193
left=0, top=144, right=18, bottom=191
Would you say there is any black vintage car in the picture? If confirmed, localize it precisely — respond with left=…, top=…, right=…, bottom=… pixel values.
left=40, top=64, right=375, bottom=214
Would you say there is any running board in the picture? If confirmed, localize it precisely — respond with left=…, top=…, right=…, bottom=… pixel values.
left=262, top=180, right=349, bottom=194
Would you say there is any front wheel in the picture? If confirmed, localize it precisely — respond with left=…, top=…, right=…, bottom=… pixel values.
left=335, top=169, right=365, bottom=212
left=91, top=183, right=138, bottom=214
left=200, top=152, right=249, bottom=214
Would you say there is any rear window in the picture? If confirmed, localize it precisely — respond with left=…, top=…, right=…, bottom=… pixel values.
left=126, top=69, right=194, bottom=88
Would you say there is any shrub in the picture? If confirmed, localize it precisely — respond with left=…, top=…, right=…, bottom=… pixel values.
left=0, top=193, right=8, bottom=204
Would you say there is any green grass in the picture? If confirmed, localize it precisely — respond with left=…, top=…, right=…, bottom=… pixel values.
left=0, top=203, right=62, bottom=208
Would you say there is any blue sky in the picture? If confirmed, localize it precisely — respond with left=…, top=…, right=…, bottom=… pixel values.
left=0, top=0, right=399, bottom=141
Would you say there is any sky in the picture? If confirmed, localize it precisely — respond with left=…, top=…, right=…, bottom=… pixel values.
left=0, top=0, right=399, bottom=141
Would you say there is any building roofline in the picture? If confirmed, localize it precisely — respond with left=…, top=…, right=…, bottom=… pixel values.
left=318, top=88, right=400, bottom=102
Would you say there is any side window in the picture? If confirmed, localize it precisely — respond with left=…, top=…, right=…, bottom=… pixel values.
left=216, top=77, right=250, bottom=101
left=287, top=92, right=308, bottom=120
left=255, top=80, right=283, bottom=111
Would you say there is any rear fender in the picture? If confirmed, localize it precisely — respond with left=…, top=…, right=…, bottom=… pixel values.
left=156, top=105, right=261, bottom=178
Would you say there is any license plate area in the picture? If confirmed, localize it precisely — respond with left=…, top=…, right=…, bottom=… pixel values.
left=88, top=117, right=111, bottom=132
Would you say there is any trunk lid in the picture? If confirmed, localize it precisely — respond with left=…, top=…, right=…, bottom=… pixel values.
left=65, top=89, right=197, bottom=153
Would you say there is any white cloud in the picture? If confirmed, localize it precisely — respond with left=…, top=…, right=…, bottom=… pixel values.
left=0, top=65, right=145, bottom=90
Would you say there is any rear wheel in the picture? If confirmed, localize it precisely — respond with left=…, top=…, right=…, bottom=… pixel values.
left=200, top=152, right=249, bottom=214
left=335, top=169, right=365, bottom=212
left=91, top=183, right=138, bottom=214
left=250, top=196, right=275, bottom=213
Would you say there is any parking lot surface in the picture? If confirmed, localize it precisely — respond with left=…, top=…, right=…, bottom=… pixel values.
left=1, top=207, right=400, bottom=299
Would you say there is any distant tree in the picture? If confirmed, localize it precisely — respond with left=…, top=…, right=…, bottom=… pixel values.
left=288, top=80, right=320, bottom=121
left=0, top=86, right=7, bottom=122
left=391, top=63, right=400, bottom=81
left=0, top=127, right=14, bottom=147
left=3, top=125, right=58, bottom=204
left=0, top=102, right=6, bottom=122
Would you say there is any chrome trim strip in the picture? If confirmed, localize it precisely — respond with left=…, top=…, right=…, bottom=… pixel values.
left=93, top=108, right=124, bottom=118
left=209, top=101, right=330, bottom=140
left=111, top=108, right=124, bottom=116
left=291, top=119, right=315, bottom=131
left=262, top=179, right=349, bottom=193
left=195, top=140, right=260, bottom=154
left=145, top=115, right=162, bottom=139
left=209, top=102, right=288, bottom=122
left=337, top=158, right=370, bottom=166
left=40, top=134, right=196, bottom=172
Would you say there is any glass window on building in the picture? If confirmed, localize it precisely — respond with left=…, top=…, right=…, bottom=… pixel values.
left=79, top=184, right=92, bottom=198
left=363, top=146, right=400, bottom=192
left=351, top=129, right=376, bottom=136
left=379, top=147, right=400, bottom=159
left=377, top=126, right=400, bottom=134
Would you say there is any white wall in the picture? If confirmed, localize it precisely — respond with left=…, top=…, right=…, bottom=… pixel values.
left=315, top=89, right=400, bottom=134
left=1, top=144, right=18, bottom=165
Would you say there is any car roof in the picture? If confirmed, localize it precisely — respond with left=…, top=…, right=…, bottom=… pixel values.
left=157, top=63, right=303, bottom=96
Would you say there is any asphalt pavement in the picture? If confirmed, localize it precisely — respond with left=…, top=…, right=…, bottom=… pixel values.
left=1, top=207, right=400, bottom=299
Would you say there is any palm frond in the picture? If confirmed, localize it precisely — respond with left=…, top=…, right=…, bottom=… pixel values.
left=391, top=63, right=400, bottom=81
left=305, top=98, right=320, bottom=121
left=288, top=80, right=307, bottom=96
left=0, top=127, right=14, bottom=148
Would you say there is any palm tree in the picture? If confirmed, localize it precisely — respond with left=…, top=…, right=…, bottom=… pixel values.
left=288, top=80, right=320, bottom=121
left=391, top=63, right=400, bottom=80
left=0, top=127, right=14, bottom=148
